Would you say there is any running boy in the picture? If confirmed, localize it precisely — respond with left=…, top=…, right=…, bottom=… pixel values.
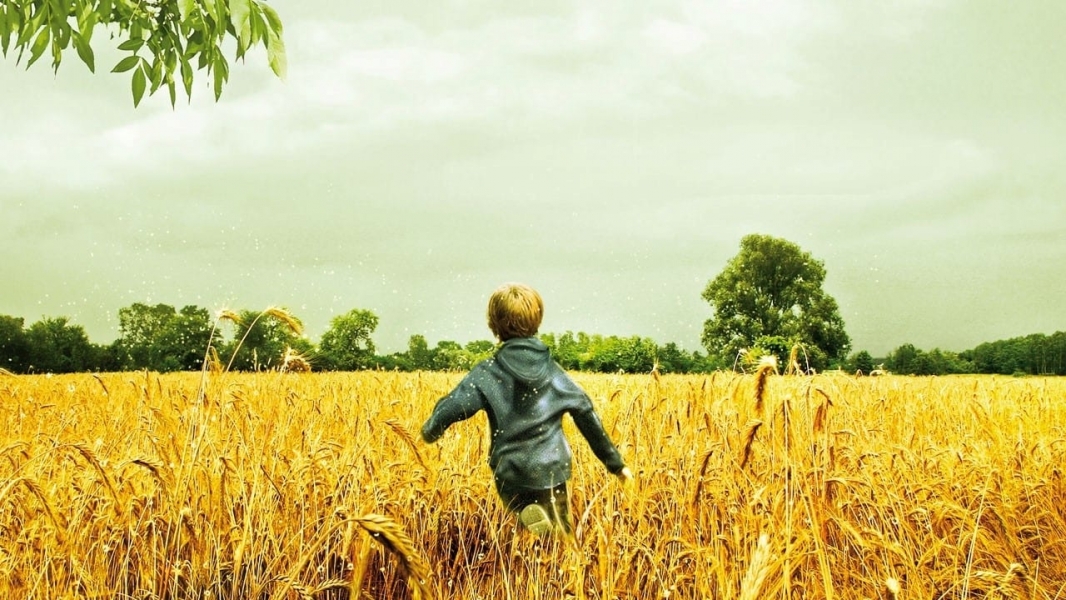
left=421, top=283, right=632, bottom=536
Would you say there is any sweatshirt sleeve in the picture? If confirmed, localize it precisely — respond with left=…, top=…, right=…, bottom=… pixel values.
left=421, top=374, right=484, bottom=443
left=570, top=397, right=626, bottom=474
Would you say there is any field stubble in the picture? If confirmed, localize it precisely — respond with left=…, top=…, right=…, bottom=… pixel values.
left=0, top=369, right=1064, bottom=599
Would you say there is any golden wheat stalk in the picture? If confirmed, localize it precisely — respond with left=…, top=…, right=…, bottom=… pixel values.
left=272, top=575, right=315, bottom=600
left=121, top=456, right=172, bottom=488
left=753, top=358, right=776, bottom=417
left=786, top=344, right=800, bottom=376
left=692, top=449, right=715, bottom=507
left=385, top=419, right=430, bottom=471
left=91, top=373, right=110, bottom=396
left=280, top=346, right=313, bottom=373
left=67, top=442, right=124, bottom=516
left=886, top=577, right=901, bottom=599
left=263, top=306, right=305, bottom=336
left=739, top=419, right=763, bottom=469
left=356, top=513, right=432, bottom=600
left=217, top=308, right=243, bottom=326
left=812, top=388, right=833, bottom=435
left=0, top=477, right=67, bottom=543
left=206, top=346, right=223, bottom=374
left=738, top=533, right=775, bottom=600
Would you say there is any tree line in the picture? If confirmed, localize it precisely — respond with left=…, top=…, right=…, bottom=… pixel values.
left=1, top=301, right=1061, bottom=376
left=2, top=235, right=1060, bottom=376
left=0, top=303, right=723, bottom=374
left=873, top=332, right=1066, bottom=376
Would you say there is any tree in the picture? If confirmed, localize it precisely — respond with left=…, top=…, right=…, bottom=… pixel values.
left=1, top=0, right=286, bottom=106
left=116, top=302, right=216, bottom=371
left=401, top=334, right=433, bottom=371
left=0, top=314, right=30, bottom=372
left=162, top=305, right=216, bottom=370
left=701, top=234, right=850, bottom=371
left=431, top=340, right=464, bottom=371
left=886, top=343, right=918, bottom=374
left=25, top=316, right=98, bottom=373
left=318, top=308, right=379, bottom=371
left=849, top=350, right=875, bottom=375
left=544, top=331, right=582, bottom=370
left=117, top=302, right=174, bottom=368
left=656, top=342, right=694, bottom=374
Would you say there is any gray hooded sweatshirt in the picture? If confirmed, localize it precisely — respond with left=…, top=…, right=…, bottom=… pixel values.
left=421, top=336, right=626, bottom=491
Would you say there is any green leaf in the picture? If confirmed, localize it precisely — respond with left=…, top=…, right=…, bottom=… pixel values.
left=260, top=3, right=285, bottom=79
left=111, top=54, right=139, bottom=73
left=212, top=61, right=223, bottom=101
left=54, top=16, right=71, bottom=49
left=247, top=3, right=262, bottom=44
left=228, top=0, right=251, bottom=43
left=46, top=0, right=63, bottom=22
left=117, top=37, right=144, bottom=52
left=76, top=3, right=98, bottom=42
left=149, top=56, right=163, bottom=92
left=260, top=2, right=282, bottom=36
left=17, top=9, right=43, bottom=48
left=177, top=0, right=196, bottom=23
left=180, top=56, right=193, bottom=99
left=132, top=64, right=146, bottom=107
left=202, top=0, right=218, bottom=25
left=265, top=33, right=285, bottom=80
left=211, top=53, right=227, bottom=101
left=50, top=37, right=62, bottom=73
left=1, top=7, right=16, bottom=58
left=0, top=8, right=8, bottom=55
left=26, top=27, right=49, bottom=69
left=167, top=79, right=176, bottom=108
left=165, top=45, right=177, bottom=76
left=72, top=30, right=94, bottom=72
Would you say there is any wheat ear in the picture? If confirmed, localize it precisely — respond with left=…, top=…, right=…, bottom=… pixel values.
left=739, top=419, right=763, bottom=469
left=385, top=419, right=430, bottom=471
left=738, top=533, right=775, bottom=600
left=356, top=513, right=432, bottom=600
left=753, top=358, right=776, bottom=417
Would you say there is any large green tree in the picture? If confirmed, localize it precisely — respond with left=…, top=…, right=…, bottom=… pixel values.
left=116, top=302, right=216, bottom=371
left=25, top=316, right=98, bottom=373
left=701, top=234, right=850, bottom=371
left=1, top=0, right=285, bottom=106
left=318, top=308, right=379, bottom=371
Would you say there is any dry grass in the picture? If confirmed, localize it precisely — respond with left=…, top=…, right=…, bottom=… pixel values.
left=0, top=370, right=1064, bottom=599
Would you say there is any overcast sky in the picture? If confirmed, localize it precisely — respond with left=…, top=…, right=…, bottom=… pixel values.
left=2, top=0, right=1064, bottom=357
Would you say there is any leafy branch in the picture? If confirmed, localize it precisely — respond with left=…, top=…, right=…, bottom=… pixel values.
left=0, top=0, right=285, bottom=106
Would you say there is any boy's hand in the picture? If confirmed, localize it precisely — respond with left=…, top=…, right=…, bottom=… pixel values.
left=617, top=466, right=634, bottom=485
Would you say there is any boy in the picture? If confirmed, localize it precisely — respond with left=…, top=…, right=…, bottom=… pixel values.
left=421, top=283, right=632, bottom=536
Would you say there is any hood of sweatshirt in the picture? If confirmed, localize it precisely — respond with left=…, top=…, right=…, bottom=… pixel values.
left=494, top=337, right=553, bottom=386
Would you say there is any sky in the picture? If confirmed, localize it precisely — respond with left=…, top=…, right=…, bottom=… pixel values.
left=2, top=0, right=1064, bottom=357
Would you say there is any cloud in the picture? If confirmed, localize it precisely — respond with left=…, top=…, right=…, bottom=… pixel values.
left=4, top=0, right=1064, bottom=354
left=0, top=2, right=846, bottom=196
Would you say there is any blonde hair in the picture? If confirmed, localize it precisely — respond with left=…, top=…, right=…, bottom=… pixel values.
left=487, top=283, right=544, bottom=341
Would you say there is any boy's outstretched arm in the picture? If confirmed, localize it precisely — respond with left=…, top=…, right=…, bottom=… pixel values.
left=421, top=378, right=483, bottom=444
left=570, top=404, right=627, bottom=475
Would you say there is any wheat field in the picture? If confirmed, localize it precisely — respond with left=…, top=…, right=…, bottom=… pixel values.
left=0, top=369, right=1063, bottom=599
